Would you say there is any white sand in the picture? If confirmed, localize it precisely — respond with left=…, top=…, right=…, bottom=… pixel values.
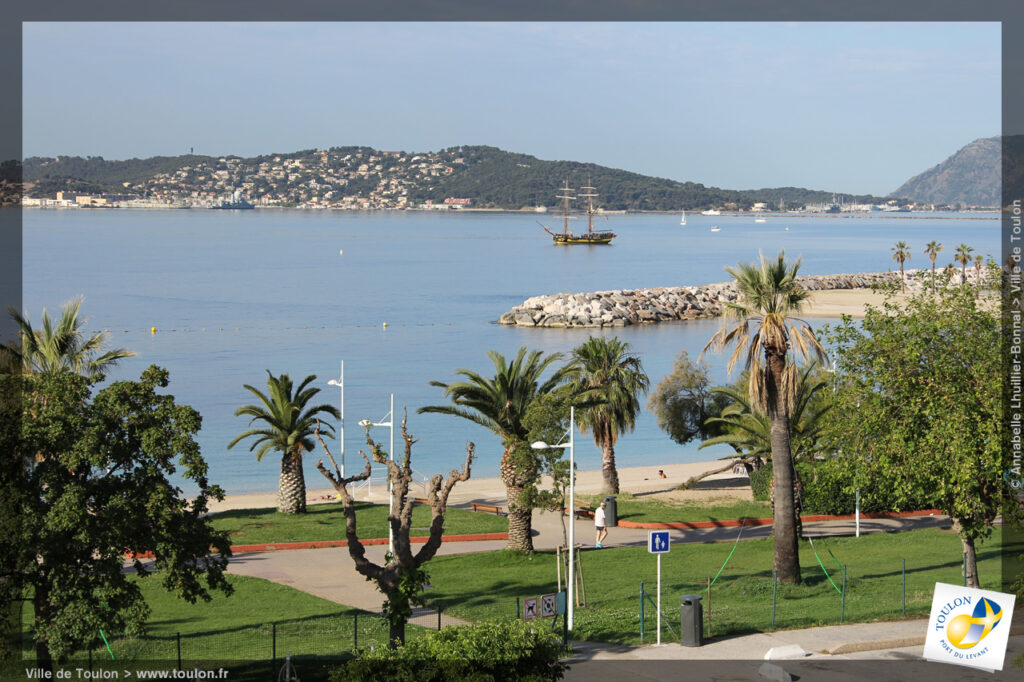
left=204, top=459, right=751, bottom=514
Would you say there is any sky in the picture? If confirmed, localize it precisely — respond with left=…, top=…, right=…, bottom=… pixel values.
left=23, top=22, right=1000, bottom=196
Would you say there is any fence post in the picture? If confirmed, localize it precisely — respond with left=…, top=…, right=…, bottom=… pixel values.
left=516, top=596, right=520, bottom=620
left=902, top=559, right=906, bottom=617
left=706, top=576, right=712, bottom=640
left=771, top=571, right=777, bottom=631
left=841, top=565, right=847, bottom=623
left=176, top=632, right=182, bottom=671
left=437, top=607, right=442, bottom=631
left=354, top=612, right=358, bottom=652
left=272, top=622, right=276, bottom=676
left=640, top=582, right=645, bottom=643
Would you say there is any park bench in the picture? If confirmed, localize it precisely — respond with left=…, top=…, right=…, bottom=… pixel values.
left=572, top=503, right=593, bottom=519
left=413, top=497, right=430, bottom=505
left=470, top=502, right=505, bottom=515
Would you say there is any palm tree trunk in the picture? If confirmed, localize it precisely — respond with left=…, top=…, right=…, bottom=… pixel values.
left=899, top=262, right=905, bottom=292
left=601, top=440, right=619, bottom=494
left=278, top=449, right=307, bottom=514
left=930, top=259, right=936, bottom=293
left=766, top=354, right=801, bottom=585
left=505, top=483, right=534, bottom=552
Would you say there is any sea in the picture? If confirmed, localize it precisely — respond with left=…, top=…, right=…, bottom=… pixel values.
left=21, top=208, right=1000, bottom=496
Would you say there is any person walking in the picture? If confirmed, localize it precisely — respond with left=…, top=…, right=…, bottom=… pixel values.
left=594, top=501, right=608, bottom=548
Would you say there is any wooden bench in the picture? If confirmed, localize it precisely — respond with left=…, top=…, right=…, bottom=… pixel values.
left=470, top=502, right=505, bottom=516
left=571, top=503, right=593, bottom=520
left=413, top=497, right=430, bottom=505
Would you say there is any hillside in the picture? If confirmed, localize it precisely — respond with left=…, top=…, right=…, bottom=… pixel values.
left=22, top=146, right=891, bottom=211
left=889, top=137, right=1000, bottom=206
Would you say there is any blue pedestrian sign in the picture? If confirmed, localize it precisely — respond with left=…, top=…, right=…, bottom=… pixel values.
left=648, top=530, right=670, bottom=554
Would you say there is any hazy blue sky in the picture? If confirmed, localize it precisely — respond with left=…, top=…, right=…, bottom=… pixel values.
left=23, top=22, right=999, bottom=196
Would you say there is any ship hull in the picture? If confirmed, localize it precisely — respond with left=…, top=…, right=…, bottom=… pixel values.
left=552, top=232, right=615, bottom=245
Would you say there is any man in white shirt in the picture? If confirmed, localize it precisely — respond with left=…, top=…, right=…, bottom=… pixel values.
left=594, top=501, right=608, bottom=548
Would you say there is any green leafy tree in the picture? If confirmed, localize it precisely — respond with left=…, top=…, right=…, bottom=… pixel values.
left=1, top=297, right=134, bottom=376
left=0, top=367, right=231, bottom=672
left=647, top=349, right=732, bottom=447
left=228, top=372, right=340, bottom=514
left=827, top=283, right=1015, bottom=588
left=891, top=241, right=911, bottom=293
left=419, top=348, right=577, bottom=553
left=923, top=240, right=942, bottom=293
left=567, top=336, right=649, bottom=494
left=954, top=243, right=974, bottom=283
left=702, top=251, right=827, bottom=584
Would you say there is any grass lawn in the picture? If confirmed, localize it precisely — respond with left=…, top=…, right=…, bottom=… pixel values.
left=577, top=492, right=772, bottom=524
left=210, top=501, right=508, bottom=545
left=18, top=575, right=409, bottom=682
left=420, top=527, right=1019, bottom=645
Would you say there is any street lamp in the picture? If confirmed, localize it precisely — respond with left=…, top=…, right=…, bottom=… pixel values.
left=359, top=393, right=395, bottom=556
left=531, top=406, right=575, bottom=631
left=327, top=361, right=345, bottom=479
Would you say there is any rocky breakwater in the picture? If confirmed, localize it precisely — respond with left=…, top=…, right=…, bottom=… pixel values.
left=497, top=271, right=910, bottom=328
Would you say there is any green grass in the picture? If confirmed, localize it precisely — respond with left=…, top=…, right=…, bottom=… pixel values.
left=420, top=528, right=1020, bottom=645
left=210, top=501, right=508, bottom=545
left=578, top=492, right=772, bottom=524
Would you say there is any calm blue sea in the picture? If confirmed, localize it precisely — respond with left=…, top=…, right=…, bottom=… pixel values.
left=22, top=209, right=999, bottom=495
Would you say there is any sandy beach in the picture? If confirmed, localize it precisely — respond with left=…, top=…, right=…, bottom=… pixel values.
left=205, top=458, right=753, bottom=514
left=801, top=288, right=901, bottom=318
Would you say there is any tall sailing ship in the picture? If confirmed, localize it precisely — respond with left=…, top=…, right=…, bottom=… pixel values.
left=539, top=179, right=616, bottom=245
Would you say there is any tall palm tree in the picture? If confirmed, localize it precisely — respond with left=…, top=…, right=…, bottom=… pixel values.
left=702, top=251, right=827, bottom=584
left=418, top=348, right=576, bottom=552
left=1, top=297, right=134, bottom=376
left=954, top=243, right=975, bottom=283
left=228, top=371, right=339, bottom=514
left=891, top=241, right=911, bottom=293
left=568, top=336, right=649, bottom=494
left=973, top=255, right=984, bottom=289
left=924, top=241, right=942, bottom=294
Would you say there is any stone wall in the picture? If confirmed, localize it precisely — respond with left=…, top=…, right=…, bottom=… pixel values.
left=497, top=271, right=920, bottom=329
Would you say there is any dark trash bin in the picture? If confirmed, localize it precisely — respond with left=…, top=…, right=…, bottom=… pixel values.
left=603, top=495, right=617, bottom=527
left=680, top=594, right=704, bottom=647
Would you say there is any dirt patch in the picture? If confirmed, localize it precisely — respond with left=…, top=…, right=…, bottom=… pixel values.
left=628, top=474, right=756, bottom=505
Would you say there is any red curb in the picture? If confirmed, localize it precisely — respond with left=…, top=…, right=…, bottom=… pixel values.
left=127, top=532, right=509, bottom=559
left=615, top=509, right=943, bottom=530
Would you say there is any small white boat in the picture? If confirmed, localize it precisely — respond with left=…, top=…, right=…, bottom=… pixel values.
left=710, top=226, right=721, bottom=232
left=701, top=209, right=721, bottom=216
left=785, top=226, right=791, bottom=231
left=754, top=217, right=766, bottom=223
left=680, top=209, right=687, bottom=226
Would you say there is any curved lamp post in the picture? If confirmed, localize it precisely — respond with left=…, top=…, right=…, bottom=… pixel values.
left=359, top=393, right=395, bottom=556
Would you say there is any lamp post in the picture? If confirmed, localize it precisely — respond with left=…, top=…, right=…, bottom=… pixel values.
left=359, top=393, right=395, bottom=556
left=531, top=406, right=575, bottom=631
left=327, top=361, right=345, bottom=479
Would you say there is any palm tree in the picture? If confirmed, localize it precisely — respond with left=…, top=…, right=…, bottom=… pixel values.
left=699, top=364, right=832, bottom=464
left=568, top=336, right=649, bottom=494
left=923, top=241, right=942, bottom=293
left=954, top=243, right=975, bottom=283
left=891, top=241, right=911, bottom=293
left=702, top=251, right=827, bottom=584
left=973, top=255, right=984, bottom=290
left=1, top=297, right=134, bottom=376
left=228, top=371, right=339, bottom=514
left=419, top=348, right=576, bottom=552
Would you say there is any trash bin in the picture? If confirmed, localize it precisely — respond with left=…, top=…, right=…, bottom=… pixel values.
left=680, top=594, right=704, bottom=647
left=603, top=495, right=617, bottom=527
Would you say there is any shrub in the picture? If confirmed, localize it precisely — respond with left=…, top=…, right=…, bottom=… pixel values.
left=330, top=620, right=570, bottom=682
left=749, top=463, right=772, bottom=501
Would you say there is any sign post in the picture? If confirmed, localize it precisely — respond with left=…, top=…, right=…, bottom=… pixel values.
left=648, top=530, right=671, bottom=645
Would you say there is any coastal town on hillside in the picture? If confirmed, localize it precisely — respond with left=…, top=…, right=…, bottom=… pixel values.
left=18, top=146, right=993, bottom=213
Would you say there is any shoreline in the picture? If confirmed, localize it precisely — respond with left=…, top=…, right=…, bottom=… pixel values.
left=204, top=459, right=744, bottom=514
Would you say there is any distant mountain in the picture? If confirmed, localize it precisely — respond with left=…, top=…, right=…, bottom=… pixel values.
left=890, top=137, right=1000, bottom=206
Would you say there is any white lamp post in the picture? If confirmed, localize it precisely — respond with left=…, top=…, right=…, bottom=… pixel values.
left=359, top=393, right=395, bottom=556
left=327, top=361, right=345, bottom=479
left=531, top=406, right=575, bottom=631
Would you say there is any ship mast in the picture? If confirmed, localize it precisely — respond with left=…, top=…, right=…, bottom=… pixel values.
left=556, top=180, right=575, bottom=237
left=578, top=178, right=598, bottom=234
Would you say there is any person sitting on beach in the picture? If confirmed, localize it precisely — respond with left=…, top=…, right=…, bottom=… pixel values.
left=658, top=469, right=667, bottom=479
left=594, top=501, right=608, bottom=548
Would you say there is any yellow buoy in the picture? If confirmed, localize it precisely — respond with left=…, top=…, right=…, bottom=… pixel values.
left=382, top=322, right=388, bottom=329
left=151, top=327, right=156, bottom=334
left=339, top=249, right=344, bottom=256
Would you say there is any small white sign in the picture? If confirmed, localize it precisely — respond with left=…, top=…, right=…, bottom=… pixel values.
left=648, top=530, right=670, bottom=554
left=923, top=582, right=1016, bottom=672
left=523, top=596, right=538, bottom=621
left=540, top=593, right=557, bottom=618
